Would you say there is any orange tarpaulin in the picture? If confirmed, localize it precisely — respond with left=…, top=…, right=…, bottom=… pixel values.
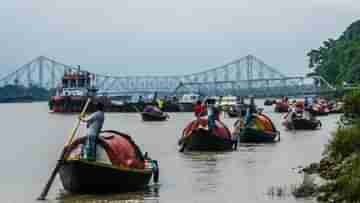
left=183, top=118, right=231, bottom=139
left=101, top=133, right=144, bottom=169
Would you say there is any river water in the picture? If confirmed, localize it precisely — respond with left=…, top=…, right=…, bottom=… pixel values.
left=0, top=101, right=340, bottom=203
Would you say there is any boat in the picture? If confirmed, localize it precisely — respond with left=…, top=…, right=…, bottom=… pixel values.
left=217, top=96, right=237, bottom=111
left=178, top=94, right=201, bottom=112
left=48, top=68, right=125, bottom=113
left=178, top=118, right=235, bottom=151
left=282, top=118, right=321, bottom=130
left=264, top=99, right=275, bottom=106
left=234, top=114, right=280, bottom=143
left=328, top=101, right=344, bottom=114
left=274, top=100, right=289, bottom=113
left=59, top=130, right=159, bottom=193
left=311, top=104, right=330, bottom=116
left=238, top=127, right=279, bottom=143
left=141, top=112, right=168, bottom=121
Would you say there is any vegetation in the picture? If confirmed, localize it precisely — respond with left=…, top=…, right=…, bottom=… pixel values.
left=307, top=20, right=360, bottom=86
left=303, top=89, right=360, bottom=202
left=343, top=89, right=360, bottom=117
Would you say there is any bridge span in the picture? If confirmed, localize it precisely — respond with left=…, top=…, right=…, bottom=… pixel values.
left=0, top=55, right=334, bottom=97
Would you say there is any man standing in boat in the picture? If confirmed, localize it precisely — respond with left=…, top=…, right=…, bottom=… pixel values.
left=80, top=102, right=105, bottom=161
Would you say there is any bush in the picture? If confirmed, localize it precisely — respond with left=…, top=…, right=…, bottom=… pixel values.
left=324, top=121, right=360, bottom=161
left=343, top=89, right=360, bottom=117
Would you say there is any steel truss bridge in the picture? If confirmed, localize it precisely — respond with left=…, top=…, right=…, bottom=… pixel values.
left=0, top=55, right=335, bottom=97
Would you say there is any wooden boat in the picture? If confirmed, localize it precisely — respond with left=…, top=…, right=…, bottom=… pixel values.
left=283, top=118, right=321, bottom=130
left=239, top=127, right=279, bottom=143
left=264, top=99, right=275, bottom=106
left=178, top=118, right=235, bottom=151
left=234, top=114, right=280, bottom=143
left=141, top=112, right=168, bottom=121
left=59, top=130, right=159, bottom=193
left=311, top=105, right=329, bottom=116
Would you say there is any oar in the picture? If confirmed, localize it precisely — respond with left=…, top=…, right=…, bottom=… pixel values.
left=37, top=98, right=91, bottom=200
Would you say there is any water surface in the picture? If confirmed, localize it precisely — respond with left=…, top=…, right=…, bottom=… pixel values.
left=0, top=101, right=339, bottom=203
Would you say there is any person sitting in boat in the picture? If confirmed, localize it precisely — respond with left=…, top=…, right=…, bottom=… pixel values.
left=206, top=98, right=216, bottom=130
left=79, top=102, right=105, bottom=161
left=234, top=97, right=247, bottom=117
left=213, top=107, right=221, bottom=122
left=303, top=96, right=313, bottom=120
left=194, top=100, right=206, bottom=119
left=304, top=96, right=309, bottom=109
left=281, top=96, right=288, bottom=103
left=249, top=97, right=257, bottom=114
left=157, top=98, right=165, bottom=111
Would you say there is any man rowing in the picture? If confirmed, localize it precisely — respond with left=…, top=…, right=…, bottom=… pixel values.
left=79, top=102, right=105, bottom=161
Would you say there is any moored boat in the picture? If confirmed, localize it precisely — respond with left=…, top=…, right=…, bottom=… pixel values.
left=311, top=104, right=329, bottom=116
left=48, top=69, right=126, bottom=113
left=178, top=118, right=235, bottom=151
left=60, top=130, right=159, bottom=193
left=178, top=93, right=201, bottom=112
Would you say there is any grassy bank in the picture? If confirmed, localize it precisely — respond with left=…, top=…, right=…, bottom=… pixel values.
left=294, top=90, right=360, bottom=202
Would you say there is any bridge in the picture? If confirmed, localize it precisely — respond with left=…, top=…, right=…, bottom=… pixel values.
left=0, top=55, right=334, bottom=97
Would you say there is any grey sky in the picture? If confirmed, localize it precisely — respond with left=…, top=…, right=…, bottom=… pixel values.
left=0, top=0, right=359, bottom=77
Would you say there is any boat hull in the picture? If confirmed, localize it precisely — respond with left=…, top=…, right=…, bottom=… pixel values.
left=181, top=129, right=234, bottom=151
left=141, top=112, right=168, bottom=121
left=59, top=160, right=153, bottom=193
left=284, top=119, right=321, bottom=130
left=264, top=100, right=275, bottom=106
left=239, top=127, right=279, bottom=143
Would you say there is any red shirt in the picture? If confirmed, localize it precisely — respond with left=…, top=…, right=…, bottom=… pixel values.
left=194, top=104, right=204, bottom=117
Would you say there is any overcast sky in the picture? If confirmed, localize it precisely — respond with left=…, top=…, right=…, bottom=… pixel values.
left=0, top=0, right=359, bottom=77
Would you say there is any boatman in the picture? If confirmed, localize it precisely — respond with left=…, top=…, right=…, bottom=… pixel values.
left=158, top=98, right=165, bottom=111
left=80, top=102, right=105, bottom=161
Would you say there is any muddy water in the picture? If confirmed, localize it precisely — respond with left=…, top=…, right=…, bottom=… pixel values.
left=0, top=101, right=339, bottom=203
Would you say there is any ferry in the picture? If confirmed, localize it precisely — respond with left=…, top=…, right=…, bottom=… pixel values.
left=178, top=93, right=201, bottom=112
left=48, top=68, right=123, bottom=113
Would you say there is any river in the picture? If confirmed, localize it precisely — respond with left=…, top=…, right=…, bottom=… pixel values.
left=0, top=101, right=340, bottom=203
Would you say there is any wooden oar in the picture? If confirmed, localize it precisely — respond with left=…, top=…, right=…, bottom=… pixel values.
left=37, top=98, right=91, bottom=200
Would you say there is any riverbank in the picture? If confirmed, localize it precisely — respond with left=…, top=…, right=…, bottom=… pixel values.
left=293, top=90, right=360, bottom=202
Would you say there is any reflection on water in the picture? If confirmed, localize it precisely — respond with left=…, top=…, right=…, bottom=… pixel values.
left=59, top=185, right=160, bottom=203
left=0, top=102, right=338, bottom=203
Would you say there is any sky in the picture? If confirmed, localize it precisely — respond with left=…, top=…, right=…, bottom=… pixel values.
left=0, top=0, right=359, bottom=78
